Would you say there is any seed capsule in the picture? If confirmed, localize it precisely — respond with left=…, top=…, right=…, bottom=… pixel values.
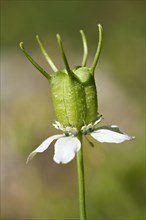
left=73, top=67, right=97, bottom=125
left=19, top=25, right=103, bottom=130
left=50, top=70, right=86, bottom=129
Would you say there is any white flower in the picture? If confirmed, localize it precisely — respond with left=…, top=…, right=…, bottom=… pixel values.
left=90, top=125, right=134, bottom=143
left=26, top=134, right=81, bottom=164
left=27, top=116, right=134, bottom=164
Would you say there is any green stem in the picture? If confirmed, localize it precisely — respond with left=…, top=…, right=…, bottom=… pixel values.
left=90, top=24, right=103, bottom=74
left=36, top=35, right=58, bottom=72
left=56, top=34, right=77, bottom=80
left=19, top=42, right=51, bottom=81
left=77, top=133, right=86, bottom=220
left=56, top=34, right=71, bottom=73
left=80, top=30, right=88, bottom=67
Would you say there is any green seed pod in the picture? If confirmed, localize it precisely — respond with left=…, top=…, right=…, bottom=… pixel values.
left=73, top=67, right=97, bottom=125
left=50, top=69, right=86, bottom=128
left=19, top=25, right=103, bottom=130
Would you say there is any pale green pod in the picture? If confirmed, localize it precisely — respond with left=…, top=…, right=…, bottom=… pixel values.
left=19, top=25, right=103, bottom=131
left=73, top=67, right=97, bottom=125
left=50, top=70, right=86, bottom=128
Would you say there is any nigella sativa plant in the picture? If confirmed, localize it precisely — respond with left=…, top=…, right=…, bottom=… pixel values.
left=20, top=24, right=134, bottom=220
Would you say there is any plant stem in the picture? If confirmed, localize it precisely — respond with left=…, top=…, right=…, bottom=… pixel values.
left=90, top=24, right=103, bottom=74
left=19, top=42, right=51, bottom=81
left=80, top=30, right=88, bottom=67
left=77, top=133, right=86, bottom=220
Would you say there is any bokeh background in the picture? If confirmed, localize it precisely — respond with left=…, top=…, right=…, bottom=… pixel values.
left=1, top=1, right=145, bottom=219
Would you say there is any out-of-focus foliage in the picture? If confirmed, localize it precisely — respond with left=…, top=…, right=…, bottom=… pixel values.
left=1, top=1, right=145, bottom=220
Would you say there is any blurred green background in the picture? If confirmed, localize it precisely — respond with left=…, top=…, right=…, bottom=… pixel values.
left=1, top=1, right=145, bottom=219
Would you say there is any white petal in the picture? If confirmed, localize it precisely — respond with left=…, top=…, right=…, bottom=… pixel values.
left=26, top=134, right=64, bottom=164
left=90, top=125, right=134, bottom=143
left=54, top=136, right=81, bottom=164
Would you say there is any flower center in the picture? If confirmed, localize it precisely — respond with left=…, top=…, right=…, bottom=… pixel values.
left=53, top=114, right=103, bottom=136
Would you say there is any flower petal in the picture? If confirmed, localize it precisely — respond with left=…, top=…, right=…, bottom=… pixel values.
left=90, top=125, right=134, bottom=143
left=54, top=136, right=81, bottom=164
left=26, top=134, right=64, bottom=164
